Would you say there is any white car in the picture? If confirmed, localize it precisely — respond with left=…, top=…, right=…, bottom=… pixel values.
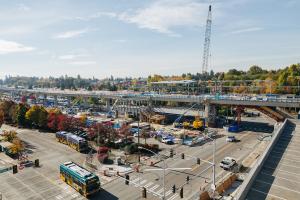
left=220, top=157, right=236, bottom=170
left=226, top=136, right=237, bottom=142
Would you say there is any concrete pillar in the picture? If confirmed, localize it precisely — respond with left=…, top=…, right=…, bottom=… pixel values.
left=54, top=95, right=58, bottom=107
left=106, top=99, right=111, bottom=111
left=67, top=96, right=71, bottom=107
left=43, top=94, right=47, bottom=106
left=205, top=103, right=216, bottom=127
left=83, top=97, right=88, bottom=108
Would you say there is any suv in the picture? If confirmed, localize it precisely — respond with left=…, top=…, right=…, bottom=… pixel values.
left=220, top=157, right=236, bottom=170
left=226, top=136, right=238, bottom=142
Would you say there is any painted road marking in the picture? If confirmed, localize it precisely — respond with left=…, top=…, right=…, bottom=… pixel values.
left=144, top=182, right=153, bottom=188
left=149, top=184, right=160, bottom=191
left=140, top=180, right=147, bottom=185
left=168, top=193, right=178, bottom=200
left=157, top=188, right=164, bottom=194
left=165, top=190, right=172, bottom=196
left=131, top=177, right=141, bottom=183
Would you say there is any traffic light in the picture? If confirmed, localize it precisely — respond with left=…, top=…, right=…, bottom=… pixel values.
left=180, top=187, right=183, bottom=198
left=125, top=174, right=129, bottom=185
left=186, top=176, right=190, bottom=184
left=142, top=187, right=147, bottom=198
left=197, top=158, right=200, bottom=165
left=34, top=159, right=39, bottom=167
left=172, top=184, right=176, bottom=193
left=181, top=153, right=185, bottom=159
left=170, top=149, right=174, bottom=158
left=12, top=165, right=18, bottom=174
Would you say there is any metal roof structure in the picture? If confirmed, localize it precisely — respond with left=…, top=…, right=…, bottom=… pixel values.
left=151, top=80, right=196, bottom=85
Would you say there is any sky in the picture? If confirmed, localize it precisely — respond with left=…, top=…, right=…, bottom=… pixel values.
left=0, top=0, right=299, bottom=79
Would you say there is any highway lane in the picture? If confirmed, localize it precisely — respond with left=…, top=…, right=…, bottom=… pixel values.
left=101, top=130, right=266, bottom=200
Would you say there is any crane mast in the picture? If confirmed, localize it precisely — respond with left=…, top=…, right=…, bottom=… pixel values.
left=202, top=5, right=212, bottom=74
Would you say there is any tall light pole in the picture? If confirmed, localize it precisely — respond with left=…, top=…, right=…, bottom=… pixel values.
left=205, top=133, right=216, bottom=199
left=138, top=146, right=166, bottom=199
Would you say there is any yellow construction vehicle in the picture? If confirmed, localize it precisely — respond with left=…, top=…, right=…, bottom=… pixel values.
left=183, top=121, right=190, bottom=129
left=192, top=115, right=204, bottom=130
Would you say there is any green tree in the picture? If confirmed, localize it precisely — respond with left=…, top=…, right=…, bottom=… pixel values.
left=16, top=103, right=30, bottom=126
left=248, top=65, right=263, bottom=75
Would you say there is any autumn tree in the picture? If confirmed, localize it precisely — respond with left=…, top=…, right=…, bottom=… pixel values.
left=57, top=114, right=71, bottom=131
left=0, top=100, right=16, bottom=122
left=2, top=130, right=18, bottom=142
left=47, top=108, right=62, bottom=131
left=119, top=124, right=131, bottom=140
left=0, top=110, right=4, bottom=128
left=9, top=138, right=24, bottom=155
left=25, top=105, right=48, bottom=128
left=15, top=103, right=30, bottom=126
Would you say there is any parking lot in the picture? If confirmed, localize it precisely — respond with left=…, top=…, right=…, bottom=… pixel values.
left=247, top=120, right=300, bottom=200
left=0, top=125, right=88, bottom=200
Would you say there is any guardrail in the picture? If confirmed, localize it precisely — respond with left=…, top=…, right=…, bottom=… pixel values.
left=234, top=119, right=288, bottom=200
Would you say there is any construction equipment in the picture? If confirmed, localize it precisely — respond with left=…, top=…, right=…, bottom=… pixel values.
left=192, top=115, right=204, bottom=130
left=173, top=104, right=197, bottom=127
left=202, top=5, right=212, bottom=74
left=183, top=121, right=190, bottom=129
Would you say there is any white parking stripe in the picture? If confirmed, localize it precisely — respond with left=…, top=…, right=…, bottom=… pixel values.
left=250, top=188, right=287, bottom=200
left=256, top=179, right=300, bottom=194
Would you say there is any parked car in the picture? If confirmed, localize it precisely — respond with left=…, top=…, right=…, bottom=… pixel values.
left=226, top=136, right=238, bottom=142
left=220, top=157, right=236, bottom=170
left=161, top=136, right=174, bottom=145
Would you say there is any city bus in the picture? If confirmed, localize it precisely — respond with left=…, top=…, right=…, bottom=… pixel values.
left=56, top=131, right=71, bottom=144
left=60, top=161, right=100, bottom=197
left=67, top=134, right=88, bottom=152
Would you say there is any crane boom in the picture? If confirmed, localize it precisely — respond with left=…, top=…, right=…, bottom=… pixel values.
left=202, top=5, right=212, bottom=74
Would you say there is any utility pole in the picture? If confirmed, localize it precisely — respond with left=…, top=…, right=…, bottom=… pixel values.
left=202, top=5, right=212, bottom=74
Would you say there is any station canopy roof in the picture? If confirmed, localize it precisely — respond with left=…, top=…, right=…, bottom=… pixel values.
left=151, top=80, right=196, bottom=85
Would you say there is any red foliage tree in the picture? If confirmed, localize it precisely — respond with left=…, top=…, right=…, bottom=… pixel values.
left=20, top=96, right=27, bottom=103
left=57, top=114, right=70, bottom=131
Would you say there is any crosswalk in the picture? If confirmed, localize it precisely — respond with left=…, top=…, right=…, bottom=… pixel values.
left=129, top=175, right=179, bottom=200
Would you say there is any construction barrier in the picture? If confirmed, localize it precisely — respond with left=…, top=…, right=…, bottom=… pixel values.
left=215, top=174, right=237, bottom=194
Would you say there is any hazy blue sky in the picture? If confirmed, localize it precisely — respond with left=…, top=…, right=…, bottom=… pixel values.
left=0, top=0, right=299, bottom=79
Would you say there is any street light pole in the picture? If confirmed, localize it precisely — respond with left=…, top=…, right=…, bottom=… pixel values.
left=138, top=146, right=166, bottom=200
left=205, top=134, right=216, bottom=199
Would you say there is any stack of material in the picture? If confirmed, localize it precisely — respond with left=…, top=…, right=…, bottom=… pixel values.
left=150, top=114, right=165, bottom=124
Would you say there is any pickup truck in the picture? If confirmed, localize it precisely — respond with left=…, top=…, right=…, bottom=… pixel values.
left=220, top=157, right=237, bottom=170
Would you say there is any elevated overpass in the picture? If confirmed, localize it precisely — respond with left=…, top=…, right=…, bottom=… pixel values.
left=1, top=87, right=299, bottom=125
left=1, top=87, right=300, bottom=108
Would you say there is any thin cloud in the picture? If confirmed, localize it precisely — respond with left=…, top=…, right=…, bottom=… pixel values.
left=230, top=27, right=263, bottom=34
left=71, top=0, right=210, bottom=37
left=17, top=3, right=30, bottom=12
left=69, top=61, right=96, bottom=65
left=54, top=28, right=89, bottom=39
left=0, top=39, right=35, bottom=54
left=118, top=0, right=209, bottom=36
left=58, top=54, right=88, bottom=60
